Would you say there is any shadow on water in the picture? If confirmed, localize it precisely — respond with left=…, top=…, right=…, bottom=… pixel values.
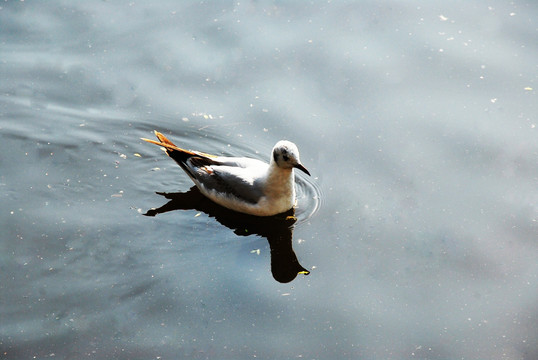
left=144, top=186, right=310, bottom=283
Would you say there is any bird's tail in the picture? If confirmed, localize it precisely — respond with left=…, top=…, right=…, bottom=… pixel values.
left=141, top=130, right=191, bottom=154
left=141, top=131, right=219, bottom=178
left=141, top=130, right=202, bottom=167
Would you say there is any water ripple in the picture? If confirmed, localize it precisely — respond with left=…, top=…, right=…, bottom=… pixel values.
left=295, top=173, right=322, bottom=224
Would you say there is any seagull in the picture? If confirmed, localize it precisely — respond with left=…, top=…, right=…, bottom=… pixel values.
left=141, top=131, right=310, bottom=216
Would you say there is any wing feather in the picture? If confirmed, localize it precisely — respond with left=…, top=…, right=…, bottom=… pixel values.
left=143, top=131, right=267, bottom=205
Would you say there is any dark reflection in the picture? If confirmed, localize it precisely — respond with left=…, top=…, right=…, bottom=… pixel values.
left=144, top=186, right=310, bottom=283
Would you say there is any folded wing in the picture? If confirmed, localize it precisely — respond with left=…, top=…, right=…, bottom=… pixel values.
left=142, top=131, right=267, bottom=205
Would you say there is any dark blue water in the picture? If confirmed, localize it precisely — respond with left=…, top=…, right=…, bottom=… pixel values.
left=1, top=1, right=537, bottom=359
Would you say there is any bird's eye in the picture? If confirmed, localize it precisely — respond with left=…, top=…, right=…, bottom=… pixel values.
left=282, top=155, right=289, bottom=162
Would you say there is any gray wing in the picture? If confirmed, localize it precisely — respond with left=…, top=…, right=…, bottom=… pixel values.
left=188, top=161, right=267, bottom=204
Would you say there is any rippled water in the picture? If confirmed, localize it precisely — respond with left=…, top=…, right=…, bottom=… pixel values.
left=1, top=1, right=537, bottom=359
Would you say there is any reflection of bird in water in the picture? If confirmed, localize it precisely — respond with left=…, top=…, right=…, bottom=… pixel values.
left=144, top=187, right=310, bottom=283
left=141, top=131, right=310, bottom=216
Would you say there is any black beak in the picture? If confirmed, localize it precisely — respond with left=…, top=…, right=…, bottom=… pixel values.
left=294, top=163, right=311, bottom=176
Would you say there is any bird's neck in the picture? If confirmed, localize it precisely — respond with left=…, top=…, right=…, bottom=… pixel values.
left=265, top=163, right=295, bottom=200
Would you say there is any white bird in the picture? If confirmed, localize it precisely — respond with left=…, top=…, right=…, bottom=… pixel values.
left=142, top=131, right=310, bottom=216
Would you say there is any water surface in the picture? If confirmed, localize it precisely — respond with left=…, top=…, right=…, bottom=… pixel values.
left=1, top=1, right=537, bottom=359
